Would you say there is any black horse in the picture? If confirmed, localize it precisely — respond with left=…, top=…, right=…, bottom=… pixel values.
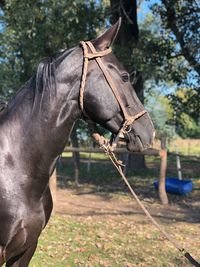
left=0, top=19, right=154, bottom=266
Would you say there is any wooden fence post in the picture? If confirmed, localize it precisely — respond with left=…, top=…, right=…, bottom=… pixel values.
left=50, top=169, right=57, bottom=215
left=159, top=150, right=169, bottom=205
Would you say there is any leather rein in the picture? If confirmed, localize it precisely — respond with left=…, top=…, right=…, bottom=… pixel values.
left=79, top=41, right=147, bottom=149
left=79, top=41, right=200, bottom=267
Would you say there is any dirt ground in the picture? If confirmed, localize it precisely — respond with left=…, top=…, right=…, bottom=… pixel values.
left=55, top=153, right=200, bottom=224
left=48, top=155, right=200, bottom=266
left=48, top=175, right=200, bottom=267
left=54, top=187, right=200, bottom=224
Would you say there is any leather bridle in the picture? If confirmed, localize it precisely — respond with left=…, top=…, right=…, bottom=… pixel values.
left=79, top=41, right=147, bottom=149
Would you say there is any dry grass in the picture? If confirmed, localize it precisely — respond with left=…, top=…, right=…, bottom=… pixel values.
left=152, top=139, right=200, bottom=156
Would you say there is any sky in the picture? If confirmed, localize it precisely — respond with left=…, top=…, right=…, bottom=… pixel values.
left=138, top=0, right=160, bottom=22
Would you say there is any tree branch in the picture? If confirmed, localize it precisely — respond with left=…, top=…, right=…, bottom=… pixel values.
left=0, top=0, right=5, bottom=8
left=137, top=0, right=145, bottom=9
left=120, top=0, right=133, bottom=24
left=169, top=53, right=184, bottom=59
left=162, top=0, right=200, bottom=76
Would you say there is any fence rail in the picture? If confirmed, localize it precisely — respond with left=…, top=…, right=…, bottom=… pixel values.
left=64, top=147, right=160, bottom=155
left=50, top=147, right=168, bottom=205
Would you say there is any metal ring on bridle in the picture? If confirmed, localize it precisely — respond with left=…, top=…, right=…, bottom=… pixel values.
left=123, top=124, right=132, bottom=134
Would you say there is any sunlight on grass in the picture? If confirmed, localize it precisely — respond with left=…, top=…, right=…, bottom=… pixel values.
left=30, top=215, right=200, bottom=267
left=47, top=146, right=200, bottom=266
left=62, top=151, right=107, bottom=160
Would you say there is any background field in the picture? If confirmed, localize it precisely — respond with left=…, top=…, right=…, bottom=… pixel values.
left=153, top=139, right=200, bottom=156
left=29, top=145, right=200, bottom=267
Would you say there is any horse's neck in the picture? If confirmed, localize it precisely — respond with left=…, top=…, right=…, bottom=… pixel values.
left=28, top=75, right=81, bottom=163
left=2, top=53, right=82, bottom=198
left=6, top=76, right=80, bottom=151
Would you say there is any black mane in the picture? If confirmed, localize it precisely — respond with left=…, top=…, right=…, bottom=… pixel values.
left=5, top=47, right=76, bottom=113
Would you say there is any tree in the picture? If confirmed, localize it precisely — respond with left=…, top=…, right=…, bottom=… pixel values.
left=0, top=0, right=107, bottom=186
left=146, top=89, right=176, bottom=144
left=152, top=0, right=200, bottom=124
left=154, top=0, right=200, bottom=77
left=109, top=0, right=147, bottom=170
left=170, top=88, right=200, bottom=138
left=0, top=0, right=106, bottom=99
left=109, top=0, right=142, bottom=97
left=130, top=1, right=200, bottom=139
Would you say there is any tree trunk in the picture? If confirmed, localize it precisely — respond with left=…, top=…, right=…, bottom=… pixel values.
left=110, top=0, right=146, bottom=171
left=110, top=0, right=139, bottom=44
left=126, top=154, right=146, bottom=173
left=71, top=122, right=80, bottom=186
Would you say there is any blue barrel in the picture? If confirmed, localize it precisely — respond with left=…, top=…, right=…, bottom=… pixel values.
left=154, top=177, right=193, bottom=195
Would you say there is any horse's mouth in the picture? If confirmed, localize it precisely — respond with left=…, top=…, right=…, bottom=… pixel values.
left=126, top=133, right=149, bottom=152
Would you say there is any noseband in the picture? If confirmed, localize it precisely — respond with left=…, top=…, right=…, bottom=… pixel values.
left=79, top=41, right=147, bottom=148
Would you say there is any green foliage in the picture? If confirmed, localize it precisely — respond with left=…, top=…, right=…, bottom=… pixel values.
left=152, top=0, right=200, bottom=77
left=0, top=0, right=199, bottom=139
left=145, top=90, right=176, bottom=140
left=111, top=11, right=198, bottom=141
left=30, top=213, right=199, bottom=267
left=151, top=0, right=200, bottom=125
left=0, top=0, right=106, bottom=99
left=170, top=88, right=200, bottom=138
left=112, top=12, right=193, bottom=90
left=138, top=15, right=191, bottom=85
left=135, top=2, right=200, bottom=138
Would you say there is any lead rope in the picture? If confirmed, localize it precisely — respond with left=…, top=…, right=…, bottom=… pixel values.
left=79, top=40, right=199, bottom=265
left=91, top=132, right=200, bottom=267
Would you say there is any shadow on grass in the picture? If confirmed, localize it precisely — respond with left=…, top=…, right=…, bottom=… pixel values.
left=56, top=199, right=200, bottom=224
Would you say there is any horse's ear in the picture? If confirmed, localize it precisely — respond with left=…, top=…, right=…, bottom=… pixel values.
left=93, top=18, right=122, bottom=50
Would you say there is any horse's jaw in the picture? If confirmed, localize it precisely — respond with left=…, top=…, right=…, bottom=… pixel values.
left=126, top=131, right=151, bottom=152
left=126, top=135, right=145, bottom=152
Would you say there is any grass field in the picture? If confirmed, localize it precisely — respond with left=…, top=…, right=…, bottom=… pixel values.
left=153, top=138, right=200, bottom=156
left=30, top=214, right=200, bottom=267
left=28, top=151, right=200, bottom=267
left=169, top=139, right=200, bottom=156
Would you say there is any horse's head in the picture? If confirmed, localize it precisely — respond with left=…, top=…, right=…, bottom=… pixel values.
left=80, top=19, right=155, bottom=152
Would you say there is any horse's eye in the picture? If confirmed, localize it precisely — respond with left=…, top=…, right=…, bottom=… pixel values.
left=121, top=73, right=130, bottom=83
